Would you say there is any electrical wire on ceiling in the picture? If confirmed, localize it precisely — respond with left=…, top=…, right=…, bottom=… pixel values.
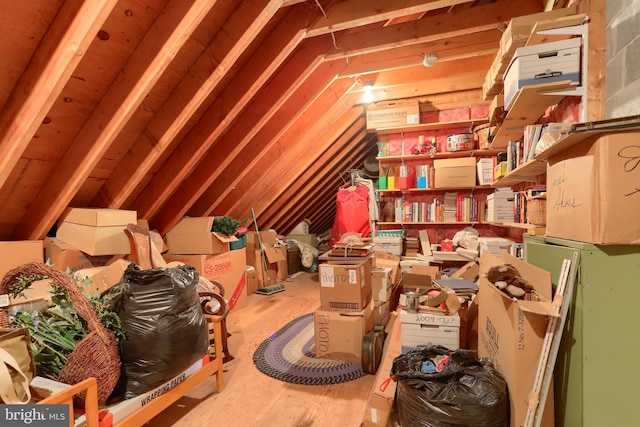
left=314, top=0, right=340, bottom=50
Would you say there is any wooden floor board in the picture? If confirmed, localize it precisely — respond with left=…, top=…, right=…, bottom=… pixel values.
left=148, top=272, right=375, bottom=427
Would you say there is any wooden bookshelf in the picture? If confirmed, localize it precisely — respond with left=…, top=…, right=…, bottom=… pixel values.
left=492, top=159, right=547, bottom=186
left=490, top=80, right=576, bottom=150
left=374, top=118, right=488, bottom=135
left=376, top=149, right=500, bottom=164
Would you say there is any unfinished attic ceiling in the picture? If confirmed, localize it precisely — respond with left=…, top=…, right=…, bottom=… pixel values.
left=0, top=0, right=569, bottom=240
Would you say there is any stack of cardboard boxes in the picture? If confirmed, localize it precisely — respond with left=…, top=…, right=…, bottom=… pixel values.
left=313, top=256, right=374, bottom=364
left=245, top=230, right=287, bottom=289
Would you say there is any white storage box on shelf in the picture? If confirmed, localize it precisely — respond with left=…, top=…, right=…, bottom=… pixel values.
left=503, top=37, right=581, bottom=110
left=487, top=190, right=515, bottom=222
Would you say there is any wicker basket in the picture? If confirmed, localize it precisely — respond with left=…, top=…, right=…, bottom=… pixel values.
left=0, top=263, right=121, bottom=404
left=527, top=196, right=547, bottom=226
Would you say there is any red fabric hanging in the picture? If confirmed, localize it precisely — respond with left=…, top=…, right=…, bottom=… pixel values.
left=330, top=185, right=371, bottom=247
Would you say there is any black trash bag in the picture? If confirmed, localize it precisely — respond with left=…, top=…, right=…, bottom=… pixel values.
left=391, top=345, right=509, bottom=427
left=110, top=263, right=209, bottom=400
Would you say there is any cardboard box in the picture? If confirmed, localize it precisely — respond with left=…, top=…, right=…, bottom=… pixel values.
left=546, top=131, right=640, bottom=244
left=246, top=265, right=259, bottom=295
left=372, top=236, right=403, bottom=257
left=500, top=7, right=578, bottom=64
left=247, top=230, right=278, bottom=252
left=253, top=246, right=286, bottom=286
left=476, top=158, right=494, bottom=185
left=401, top=272, right=433, bottom=293
left=59, top=207, right=137, bottom=227
left=313, top=300, right=374, bottom=363
left=450, top=261, right=479, bottom=282
left=319, top=259, right=372, bottom=312
left=372, top=252, right=400, bottom=285
left=477, top=251, right=557, bottom=427
left=44, top=237, right=123, bottom=274
left=56, top=221, right=133, bottom=256
left=165, top=217, right=237, bottom=255
left=399, top=309, right=460, bottom=353
left=504, top=38, right=581, bottom=110
left=373, top=300, right=389, bottom=327
left=434, top=157, right=476, bottom=188
left=494, top=161, right=508, bottom=179
left=371, top=267, right=392, bottom=302
left=164, top=247, right=248, bottom=311
left=363, top=314, right=401, bottom=427
left=286, top=233, right=317, bottom=248
left=73, top=259, right=130, bottom=295
left=366, top=100, right=420, bottom=129
left=0, top=240, right=43, bottom=284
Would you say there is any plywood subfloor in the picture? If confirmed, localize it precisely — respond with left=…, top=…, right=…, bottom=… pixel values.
left=148, top=271, right=376, bottom=427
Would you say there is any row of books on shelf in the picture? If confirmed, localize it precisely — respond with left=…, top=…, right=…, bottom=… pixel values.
left=391, top=192, right=487, bottom=223
left=506, top=122, right=573, bottom=171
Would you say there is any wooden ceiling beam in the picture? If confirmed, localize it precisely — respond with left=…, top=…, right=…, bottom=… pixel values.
left=149, top=36, right=337, bottom=233
left=306, top=0, right=474, bottom=37
left=194, top=64, right=355, bottom=217
left=93, top=0, right=287, bottom=210
left=265, top=124, right=371, bottom=232
left=13, top=0, right=218, bottom=240
left=0, top=0, right=117, bottom=190
left=339, top=30, right=501, bottom=77
left=324, top=0, right=541, bottom=59
left=229, top=92, right=364, bottom=225
left=262, top=118, right=369, bottom=223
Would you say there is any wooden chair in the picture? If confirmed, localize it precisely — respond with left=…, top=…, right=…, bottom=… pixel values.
left=124, top=223, right=233, bottom=362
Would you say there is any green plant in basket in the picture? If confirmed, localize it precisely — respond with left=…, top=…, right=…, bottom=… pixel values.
left=9, top=270, right=128, bottom=380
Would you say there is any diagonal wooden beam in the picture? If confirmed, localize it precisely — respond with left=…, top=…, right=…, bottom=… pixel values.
left=0, top=0, right=117, bottom=190
left=307, top=0, right=474, bottom=37
left=226, top=89, right=364, bottom=224
left=226, top=94, right=364, bottom=223
left=93, top=0, right=303, bottom=209
left=264, top=122, right=371, bottom=232
left=12, top=0, right=217, bottom=239
left=192, top=61, right=353, bottom=217
left=324, top=0, right=541, bottom=59
left=148, top=36, right=337, bottom=233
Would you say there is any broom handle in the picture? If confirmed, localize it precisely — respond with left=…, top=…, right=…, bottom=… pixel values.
left=252, top=208, right=271, bottom=281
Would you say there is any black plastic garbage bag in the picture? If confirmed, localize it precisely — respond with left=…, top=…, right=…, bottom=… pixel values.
left=391, top=345, right=509, bottom=427
left=111, top=263, right=209, bottom=399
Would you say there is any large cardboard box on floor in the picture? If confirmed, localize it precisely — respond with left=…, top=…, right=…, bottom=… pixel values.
left=313, top=300, right=374, bottom=364
left=165, top=217, right=237, bottom=255
left=56, top=208, right=137, bottom=256
left=546, top=130, right=640, bottom=244
left=164, top=247, right=247, bottom=311
left=477, top=251, right=557, bottom=427
left=0, top=240, right=43, bottom=282
left=362, top=313, right=401, bottom=427
left=44, top=237, right=123, bottom=275
left=319, top=258, right=372, bottom=312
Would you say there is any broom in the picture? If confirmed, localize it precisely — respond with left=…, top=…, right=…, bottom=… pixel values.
left=252, top=208, right=285, bottom=295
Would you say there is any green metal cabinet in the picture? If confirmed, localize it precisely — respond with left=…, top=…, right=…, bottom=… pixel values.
left=523, top=235, right=640, bottom=427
